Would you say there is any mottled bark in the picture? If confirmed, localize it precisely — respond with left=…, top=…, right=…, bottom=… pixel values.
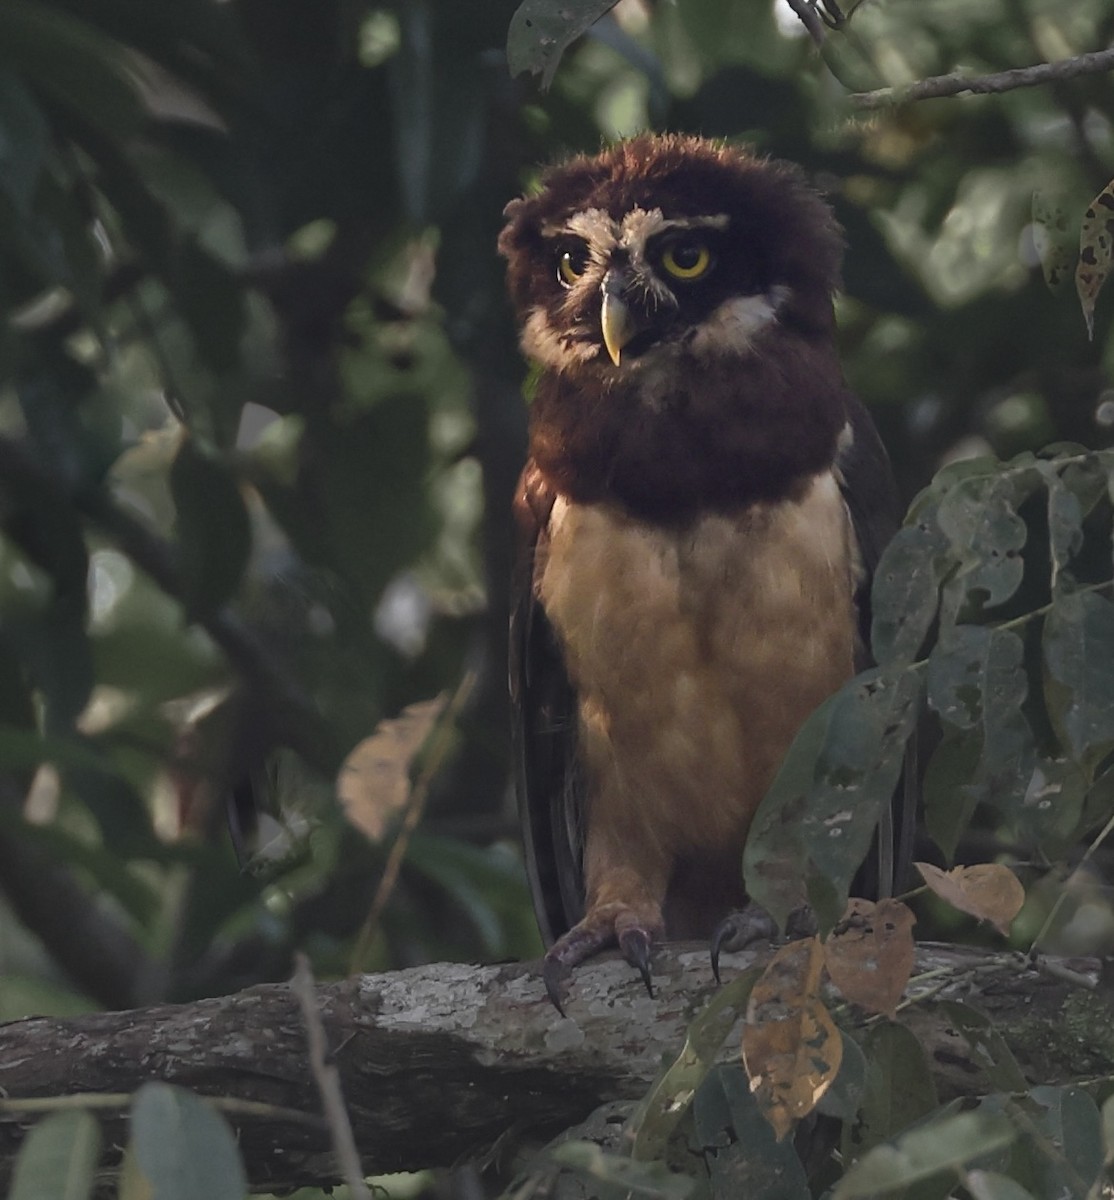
left=0, top=944, right=1105, bottom=1193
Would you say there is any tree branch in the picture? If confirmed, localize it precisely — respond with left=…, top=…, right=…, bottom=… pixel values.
left=785, top=0, right=827, bottom=48
left=0, top=944, right=1106, bottom=1193
left=851, top=47, right=1114, bottom=109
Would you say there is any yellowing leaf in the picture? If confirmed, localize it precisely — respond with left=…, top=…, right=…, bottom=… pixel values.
left=915, top=862, right=1025, bottom=936
left=1076, top=180, right=1114, bottom=339
left=742, top=937, right=842, bottom=1140
left=823, top=898, right=916, bottom=1018
left=337, top=696, right=446, bottom=842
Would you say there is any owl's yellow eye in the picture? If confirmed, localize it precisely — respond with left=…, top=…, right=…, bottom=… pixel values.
left=557, top=245, right=589, bottom=286
left=661, top=240, right=712, bottom=281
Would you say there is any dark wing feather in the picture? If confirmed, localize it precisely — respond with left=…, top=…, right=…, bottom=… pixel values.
left=510, top=462, right=584, bottom=945
left=837, top=393, right=918, bottom=898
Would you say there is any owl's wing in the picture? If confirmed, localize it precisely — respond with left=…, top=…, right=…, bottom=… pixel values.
left=837, top=393, right=918, bottom=899
left=511, top=462, right=585, bottom=945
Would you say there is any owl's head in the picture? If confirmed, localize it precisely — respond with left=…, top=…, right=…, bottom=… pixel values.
left=499, top=134, right=845, bottom=378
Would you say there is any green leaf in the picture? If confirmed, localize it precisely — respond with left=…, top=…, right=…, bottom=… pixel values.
left=921, top=729, right=981, bottom=861
left=19, top=361, right=121, bottom=489
left=627, top=968, right=761, bottom=1161
left=871, top=516, right=950, bottom=666
left=169, top=437, right=251, bottom=617
left=1039, top=462, right=1084, bottom=595
left=842, top=1023, right=940, bottom=1163
left=1012, top=754, right=1088, bottom=851
left=129, top=1083, right=247, bottom=1200
left=963, top=1170, right=1037, bottom=1200
left=836, top=1110, right=1015, bottom=1198
left=926, top=624, right=1036, bottom=818
left=8, top=1110, right=101, bottom=1200
left=174, top=239, right=246, bottom=375
left=1043, top=591, right=1114, bottom=767
left=507, top=0, right=620, bottom=88
left=930, top=1001, right=1028, bottom=1093
left=745, top=667, right=922, bottom=932
left=816, top=1028, right=868, bottom=1121
left=1101, top=1091, right=1114, bottom=1168
left=691, top=1065, right=811, bottom=1199
left=0, top=69, right=49, bottom=215
left=983, top=1086, right=1104, bottom=1199
left=936, top=477, right=1029, bottom=623
left=0, top=1, right=144, bottom=138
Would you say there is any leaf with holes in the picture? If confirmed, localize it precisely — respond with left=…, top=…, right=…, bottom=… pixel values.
left=915, top=862, right=1024, bottom=936
left=824, top=898, right=915, bottom=1018
left=507, top=1, right=619, bottom=88
left=628, top=967, right=761, bottom=1162
left=926, top=624, right=1036, bottom=818
left=742, top=937, right=841, bottom=1140
left=745, top=666, right=921, bottom=932
left=936, top=476, right=1030, bottom=624
left=870, top=515, right=950, bottom=666
left=1077, top=179, right=1114, bottom=339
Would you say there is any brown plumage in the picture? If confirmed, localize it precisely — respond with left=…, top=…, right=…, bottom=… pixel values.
left=501, top=134, right=902, bottom=1008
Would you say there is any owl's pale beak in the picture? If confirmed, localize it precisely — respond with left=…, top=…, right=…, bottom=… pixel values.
left=600, top=287, right=636, bottom=367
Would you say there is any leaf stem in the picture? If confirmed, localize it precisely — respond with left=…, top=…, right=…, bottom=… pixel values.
left=1027, top=806, right=1114, bottom=954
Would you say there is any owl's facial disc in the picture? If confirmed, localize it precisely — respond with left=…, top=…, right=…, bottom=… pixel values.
left=547, top=207, right=735, bottom=368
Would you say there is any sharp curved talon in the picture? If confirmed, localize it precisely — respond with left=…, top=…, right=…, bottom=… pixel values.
left=618, top=929, right=654, bottom=999
left=542, top=956, right=569, bottom=1016
left=710, top=917, right=739, bottom=985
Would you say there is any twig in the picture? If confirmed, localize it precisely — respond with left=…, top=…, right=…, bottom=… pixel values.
left=851, top=47, right=1114, bottom=109
left=348, top=671, right=477, bottom=973
left=1028, top=808, right=1114, bottom=955
left=1029, top=955, right=1097, bottom=990
left=289, top=954, right=372, bottom=1200
left=785, top=0, right=826, bottom=47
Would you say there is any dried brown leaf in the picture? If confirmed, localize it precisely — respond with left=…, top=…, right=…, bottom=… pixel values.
left=915, top=862, right=1025, bottom=936
left=823, top=898, right=916, bottom=1018
left=337, top=696, right=446, bottom=842
left=1076, top=179, right=1114, bottom=339
left=742, top=937, right=842, bottom=1140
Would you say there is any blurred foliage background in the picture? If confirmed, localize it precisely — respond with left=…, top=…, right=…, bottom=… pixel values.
left=1, top=0, right=1113, bottom=1022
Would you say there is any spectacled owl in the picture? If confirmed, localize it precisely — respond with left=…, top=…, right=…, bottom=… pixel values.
left=500, top=134, right=904, bottom=1009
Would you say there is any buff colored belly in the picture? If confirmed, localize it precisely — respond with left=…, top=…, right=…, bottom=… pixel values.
left=537, top=471, right=857, bottom=933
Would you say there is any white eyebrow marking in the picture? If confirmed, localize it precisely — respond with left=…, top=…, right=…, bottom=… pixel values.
left=542, top=208, right=731, bottom=263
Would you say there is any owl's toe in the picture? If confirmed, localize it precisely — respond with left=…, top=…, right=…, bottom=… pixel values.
left=541, top=903, right=663, bottom=1012
left=710, top=903, right=818, bottom=982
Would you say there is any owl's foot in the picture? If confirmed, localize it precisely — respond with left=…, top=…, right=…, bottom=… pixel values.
left=710, top=903, right=817, bottom=983
left=543, top=905, right=662, bottom=1014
